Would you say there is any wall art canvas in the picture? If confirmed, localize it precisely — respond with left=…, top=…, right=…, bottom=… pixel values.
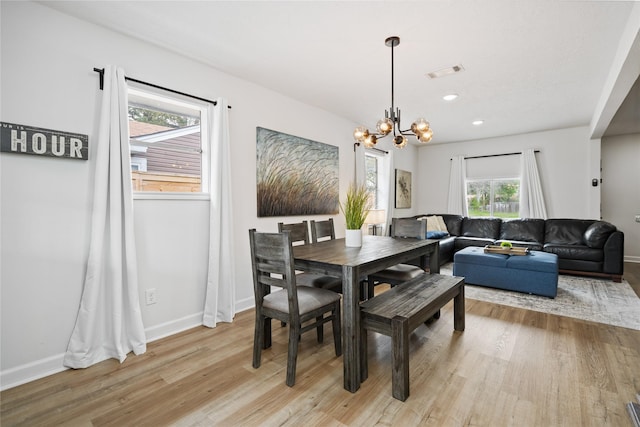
left=395, top=169, right=412, bottom=208
left=256, top=127, right=339, bottom=217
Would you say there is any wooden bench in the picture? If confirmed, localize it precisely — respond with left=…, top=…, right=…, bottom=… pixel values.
left=360, top=273, right=465, bottom=401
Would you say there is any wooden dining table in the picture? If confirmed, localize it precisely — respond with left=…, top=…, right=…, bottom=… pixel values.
left=292, top=235, right=440, bottom=393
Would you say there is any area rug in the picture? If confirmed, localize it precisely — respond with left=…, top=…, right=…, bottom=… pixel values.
left=439, top=263, right=640, bottom=330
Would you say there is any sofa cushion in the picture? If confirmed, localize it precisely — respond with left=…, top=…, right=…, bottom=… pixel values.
left=544, top=219, right=592, bottom=245
left=461, top=217, right=501, bottom=239
left=583, top=221, right=616, bottom=249
left=499, top=218, right=545, bottom=244
left=543, top=244, right=603, bottom=262
left=441, top=215, right=463, bottom=236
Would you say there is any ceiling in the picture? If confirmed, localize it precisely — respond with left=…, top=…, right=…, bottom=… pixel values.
left=41, top=0, right=640, bottom=145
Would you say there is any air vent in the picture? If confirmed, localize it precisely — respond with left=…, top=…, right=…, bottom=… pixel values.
left=427, top=64, right=465, bottom=79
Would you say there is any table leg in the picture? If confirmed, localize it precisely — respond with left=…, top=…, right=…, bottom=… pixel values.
left=429, top=244, right=440, bottom=274
left=342, top=265, right=361, bottom=392
left=453, top=284, right=465, bottom=332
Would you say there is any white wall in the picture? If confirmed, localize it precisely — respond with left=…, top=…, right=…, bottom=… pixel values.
left=389, top=144, right=421, bottom=219
left=602, top=133, right=640, bottom=262
left=415, top=126, right=598, bottom=218
left=0, top=1, right=366, bottom=389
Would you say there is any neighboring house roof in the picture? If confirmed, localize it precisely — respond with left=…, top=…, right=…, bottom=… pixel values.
left=129, top=121, right=201, bottom=176
left=129, top=120, right=172, bottom=137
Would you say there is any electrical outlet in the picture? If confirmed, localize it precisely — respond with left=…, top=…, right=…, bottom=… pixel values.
left=145, top=288, right=157, bottom=305
left=636, top=215, right=640, bottom=223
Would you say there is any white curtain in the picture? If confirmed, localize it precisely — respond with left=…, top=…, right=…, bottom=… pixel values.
left=447, top=155, right=468, bottom=216
left=354, top=142, right=366, bottom=184
left=519, top=148, right=548, bottom=219
left=382, top=150, right=394, bottom=236
left=203, top=98, right=236, bottom=327
left=64, top=66, right=146, bottom=368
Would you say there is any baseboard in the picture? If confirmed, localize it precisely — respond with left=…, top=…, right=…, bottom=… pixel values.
left=625, top=256, right=640, bottom=263
left=235, top=295, right=255, bottom=313
left=144, top=312, right=204, bottom=343
left=1, top=312, right=205, bottom=391
left=0, top=300, right=257, bottom=392
left=0, top=353, right=68, bottom=391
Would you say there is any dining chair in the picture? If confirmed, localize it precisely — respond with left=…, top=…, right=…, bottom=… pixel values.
left=249, top=229, right=342, bottom=386
left=278, top=221, right=342, bottom=292
left=366, top=217, right=427, bottom=298
left=310, top=218, right=336, bottom=243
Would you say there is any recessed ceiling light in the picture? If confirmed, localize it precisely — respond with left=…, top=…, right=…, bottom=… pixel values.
left=443, top=93, right=459, bottom=101
left=472, top=120, right=484, bottom=126
left=426, top=64, right=465, bottom=79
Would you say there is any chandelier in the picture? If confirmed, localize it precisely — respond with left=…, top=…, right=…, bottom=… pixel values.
left=353, top=36, right=433, bottom=149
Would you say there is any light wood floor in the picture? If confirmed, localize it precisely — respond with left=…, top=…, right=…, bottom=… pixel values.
left=2, top=264, right=640, bottom=426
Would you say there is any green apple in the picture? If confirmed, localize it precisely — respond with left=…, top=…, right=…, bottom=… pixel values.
left=500, top=241, right=512, bottom=248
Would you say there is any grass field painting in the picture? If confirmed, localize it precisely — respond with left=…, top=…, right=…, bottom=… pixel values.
left=256, top=127, right=339, bottom=217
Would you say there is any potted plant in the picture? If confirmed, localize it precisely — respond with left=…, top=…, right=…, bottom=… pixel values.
left=340, top=183, right=372, bottom=247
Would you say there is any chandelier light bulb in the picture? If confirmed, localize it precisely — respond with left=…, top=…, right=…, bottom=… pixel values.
left=363, top=134, right=377, bottom=148
left=411, top=117, right=429, bottom=135
left=376, top=118, right=393, bottom=135
left=393, top=135, right=407, bottom=148
left=419, top=128, right=433, bottom=143
left=353, top=126, right=368, bottom=142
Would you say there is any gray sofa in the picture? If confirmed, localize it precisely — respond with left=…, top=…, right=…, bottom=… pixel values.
left=401, top=214, right=624, bottom=282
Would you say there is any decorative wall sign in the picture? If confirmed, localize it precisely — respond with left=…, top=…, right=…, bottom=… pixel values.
left=395, top=169, right=412, bottom=208
left=0, top=122, right=88, bottom=160
left=256, top=127, right=339, bottom=217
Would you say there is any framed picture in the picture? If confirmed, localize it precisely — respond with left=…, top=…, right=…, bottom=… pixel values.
left=395, top=169, right=411, bottom=208
left=256, top=127, right=339, bottom=217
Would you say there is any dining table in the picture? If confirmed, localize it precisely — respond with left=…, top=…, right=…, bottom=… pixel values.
left=292, top=234, right=440, bottom=393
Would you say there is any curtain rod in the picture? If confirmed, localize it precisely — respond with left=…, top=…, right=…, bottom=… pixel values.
left=353, top=142, right=388, bottom=154
left=93, top=68, right=231, bottom=109
left=451, top=150, right=539, bottom=160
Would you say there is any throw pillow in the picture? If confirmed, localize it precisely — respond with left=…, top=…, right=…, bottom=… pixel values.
left=436, top=216, right=449, bottom=233
left=425, top=216, right=440, bottom=232
left=427, top=230, right=449, bottom=239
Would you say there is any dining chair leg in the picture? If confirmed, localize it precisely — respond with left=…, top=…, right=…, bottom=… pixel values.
left=316, top=316, right=324, bottom=343
left=253, top=314, right=264, bottom=369
left=286, top=323, right=301, bottom=386
left=333, top=303, right=342, bottom=356
left=263, top=316, right=272, bottom=349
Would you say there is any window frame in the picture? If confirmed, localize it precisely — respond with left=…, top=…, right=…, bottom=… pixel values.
left=126, top=83, right=211, bottom=200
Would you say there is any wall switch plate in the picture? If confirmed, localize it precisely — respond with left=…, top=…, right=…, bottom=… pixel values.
left=145, top=288, right=157, bottom=305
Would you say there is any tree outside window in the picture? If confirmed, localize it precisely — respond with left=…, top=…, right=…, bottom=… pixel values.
left=467, top=179, right=520, bottom=218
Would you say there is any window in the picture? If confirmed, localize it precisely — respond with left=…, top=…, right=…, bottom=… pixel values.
left=365, top=152, right=380, bottom=209
left=127, top=84, right=209, bottom=195
left=466, top=178, right=520, bottom=218
left=364, top=150, right=390, bottom=234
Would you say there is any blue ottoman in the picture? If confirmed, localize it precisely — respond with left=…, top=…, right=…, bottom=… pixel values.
left=453, top=246, right=559, bottom=298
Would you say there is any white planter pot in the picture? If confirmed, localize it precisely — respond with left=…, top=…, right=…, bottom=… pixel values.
left=345, top=229, right=363, bottom=247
